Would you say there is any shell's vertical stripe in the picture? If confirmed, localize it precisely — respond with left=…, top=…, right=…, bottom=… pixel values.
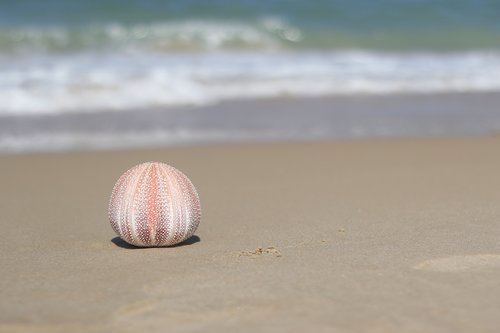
left=171, top=169, right=184, bottom=244
left=115, top=170, right=128, bottom=238
left=110, top=166, right=137, bottom=236
left=157, top=163, right=173, bottom=245
left=176, top=170, right=188, bottom=242
left=129, top=165, right=145, bottom=245
left=174, top=169, right=191, bottom=241
left=171, top=169, right=183, bottom=244
left=133, top=163, right=154, bottom=246
left=118, top=165, right=139, bottom=244
left=119, top=165, right=135, bottom=245
left=146, top=163, right=159, bottom=244
left=167, top=167, right=179, bottom=245
left=182, top=172, right=201, bottom=238
left=109, top=169, right=129, bottom=235
left=133, top=163, right=152, bottom=246
left=163, top=165, right=180, bottom=245
left=119, top=171, right=132, bottom=244
left=187, top=173, right=201, bottom=237
left=124, top=163, right=148, bottom=245
left=109, top=162, right=201, bottom=247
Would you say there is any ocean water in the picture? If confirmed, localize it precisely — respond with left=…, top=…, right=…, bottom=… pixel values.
left=1, top=0, right=500, bottom=152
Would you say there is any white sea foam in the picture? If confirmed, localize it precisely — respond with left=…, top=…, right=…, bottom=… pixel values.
left=1, top=51, right=500, bottom=116
left=0, top=18, right=300, bottom=52
left=0, top=129, right=299, bottom=154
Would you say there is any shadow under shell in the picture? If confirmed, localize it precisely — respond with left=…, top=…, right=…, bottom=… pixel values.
left=111, top=235, right=201, bottom=249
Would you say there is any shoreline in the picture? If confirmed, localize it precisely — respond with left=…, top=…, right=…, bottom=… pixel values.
left=2, top=91, right=500, bottom=155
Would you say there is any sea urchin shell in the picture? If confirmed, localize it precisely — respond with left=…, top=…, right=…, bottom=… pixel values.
left=108, top=162, right=201, bottom=247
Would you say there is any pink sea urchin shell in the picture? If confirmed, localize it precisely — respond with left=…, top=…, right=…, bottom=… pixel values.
left=108, top=162, right=201, bottom=247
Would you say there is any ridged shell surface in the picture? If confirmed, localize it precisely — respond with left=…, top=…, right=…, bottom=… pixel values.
left=108, top=162, right=201, bottom=247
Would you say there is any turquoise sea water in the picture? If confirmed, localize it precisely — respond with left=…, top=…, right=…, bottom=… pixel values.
left=1, top=0, right=500, bottom=153
left=1, top=0, right=500, bottom=51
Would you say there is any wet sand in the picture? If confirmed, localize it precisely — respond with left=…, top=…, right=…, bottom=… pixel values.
left=2, top=92, right=500, bottom=154
left=1, top=137, right=500, bottom=332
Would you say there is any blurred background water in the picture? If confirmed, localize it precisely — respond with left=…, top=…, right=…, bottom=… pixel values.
left=1, top=0, right=500, bottom=153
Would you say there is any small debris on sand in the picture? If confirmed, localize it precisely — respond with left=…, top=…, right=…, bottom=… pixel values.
left=239, top=246, right=282, bottom=258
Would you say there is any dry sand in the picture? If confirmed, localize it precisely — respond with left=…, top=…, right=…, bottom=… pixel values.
left=1, top=137, right=500, bottom=332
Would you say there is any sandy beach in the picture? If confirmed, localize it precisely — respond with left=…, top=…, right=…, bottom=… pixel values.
left=1, top=136, right=500, bottom=332
left=2, top=1, right=500, bottom=331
